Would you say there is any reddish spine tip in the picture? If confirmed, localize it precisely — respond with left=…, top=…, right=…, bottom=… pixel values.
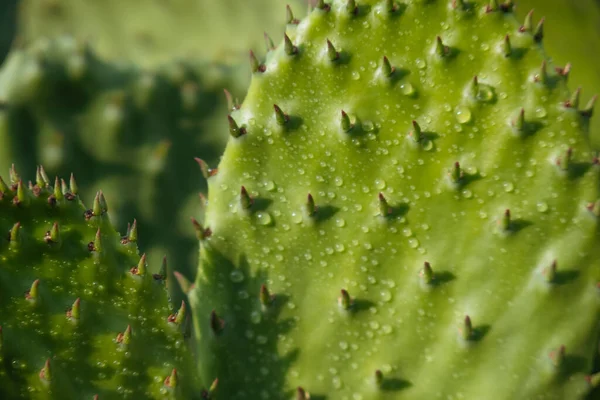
left=39, top=359, right=51, bottom=382
left=296, top=387, right=309, bottom=400
left=338, top=288, right=353, bottom=310
left=260, top=284, right=274, bottom=306
left=164, top=368, right=178, bottom=388
left=240, top=186, right=253, bottom=210
left=210, top=310, right=225, bottom=335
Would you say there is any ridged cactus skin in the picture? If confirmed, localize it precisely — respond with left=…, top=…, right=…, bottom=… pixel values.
left=0, top=37, right=235, bottom=296
left=0, top=168, right=201, bottom=399
left=190, top=1, right=600, bottom=399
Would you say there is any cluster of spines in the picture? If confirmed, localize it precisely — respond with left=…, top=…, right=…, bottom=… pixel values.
left=0, top=166, right=214, bottom=398
left=191, top=181, right=598, bottom=393
left=227, top=2, right=597, bottom=141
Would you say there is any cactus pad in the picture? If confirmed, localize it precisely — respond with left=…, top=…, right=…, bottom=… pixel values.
left=191, top=1, right=600, bottom=399
left=0, top=36, right=236, bottom=297
left=0, top=168, right=201, bottom=399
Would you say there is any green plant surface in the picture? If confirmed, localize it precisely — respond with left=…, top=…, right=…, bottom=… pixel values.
left=0, top=168, right=201, bottom=399
left=0, top=37, right=237, bottom=299
left=518, top=0, right=600, bottom=148
left=16, top=0, right=307, bottom=68
left=189, top=1, right=600, bottom=399
left=0, top=0, right=18, bottom=65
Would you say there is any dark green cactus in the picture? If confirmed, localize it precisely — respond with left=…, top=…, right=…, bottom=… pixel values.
left=0, top=36, right=239, bottom=300
left=0, top=167, right=204, bottom=399
left=188, top=1, right=600, bottom=399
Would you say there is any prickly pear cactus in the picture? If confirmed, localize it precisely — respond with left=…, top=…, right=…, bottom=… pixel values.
left=190, top=1, right=600, bottom=399
left=0, top=36, right=236, bottom=296
left=16, top=0, right=307, bottom=67
left=518, top=0, right=600, bottom=148
left=0, top=167, right=202, bottom=399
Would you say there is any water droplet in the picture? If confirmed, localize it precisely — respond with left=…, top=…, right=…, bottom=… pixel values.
left=336, top=218, right=346, bottom=227
left=287, top=302, right=296, bottom=309
left=380, top=290, right=392, bottom=302
left=335, top=243, right=346, bottom=252
left=265, top=180, right=276, bottom=191
left=250, top=311, right=262, bottom=324
left=339, top=341, right=349, bottom=350
left=537, top=202, right=549, bottom=213
left=375, top=179, right=386, bottom=190
left=455, top=106, right=472, bottom=124
left=422, top=139, right=433, bottom=151
left=408, top=238, right=419, bottom=248
left=416, top=58, right=427, bottom=69
left=369, top=321, right=380, bottom=330
left=351, top=71, right=361, bottom=80
left=381, top=325, right=393, bottom=334
left=334, top=176, right=344, bottom=187
left=477, top=85, right=494, bottom=102
left=230, top=270, right=244, bottom=283
left=291, top=211, right=303, bottom=224
left=362, top=121, right=375, bottom=131
left=332, top=376, right=342, bottom=389
left=256, top=211, right=272, bottom=225
left=503, top=182, right=514, bottom=193
left=256, top=335, right=268, bottom=344
left=400, top=82, right=415, bottom=96
left=462, top=189, right=473, bottom=199
left=535, top=107, right=547, bottom=118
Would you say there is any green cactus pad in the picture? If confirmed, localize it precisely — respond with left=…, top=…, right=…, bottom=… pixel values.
left=16, top=0, right=307, bottom=67
left=0, top=36, right=238, bottom=299
left=191, top=1, right=600, bottom=399
left=0, top=168, right=202, bottom=399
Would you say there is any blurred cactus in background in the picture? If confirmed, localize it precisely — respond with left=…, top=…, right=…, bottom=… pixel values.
left=518, top=0, right=600, bottom=147
left=0, top=0, right=306, bottom=300
left=0, top=37, right=238, bottom=298
left=16, top=0, right=305, bottom=67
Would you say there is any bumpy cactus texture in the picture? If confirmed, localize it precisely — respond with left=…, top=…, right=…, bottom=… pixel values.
left=191, top=1, right=600, bottom=399
left=0, top=168, right=200, bottom=399
left=0, top=37, right=237, bottom=297
left=518, top=0, right=600, bottom=148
